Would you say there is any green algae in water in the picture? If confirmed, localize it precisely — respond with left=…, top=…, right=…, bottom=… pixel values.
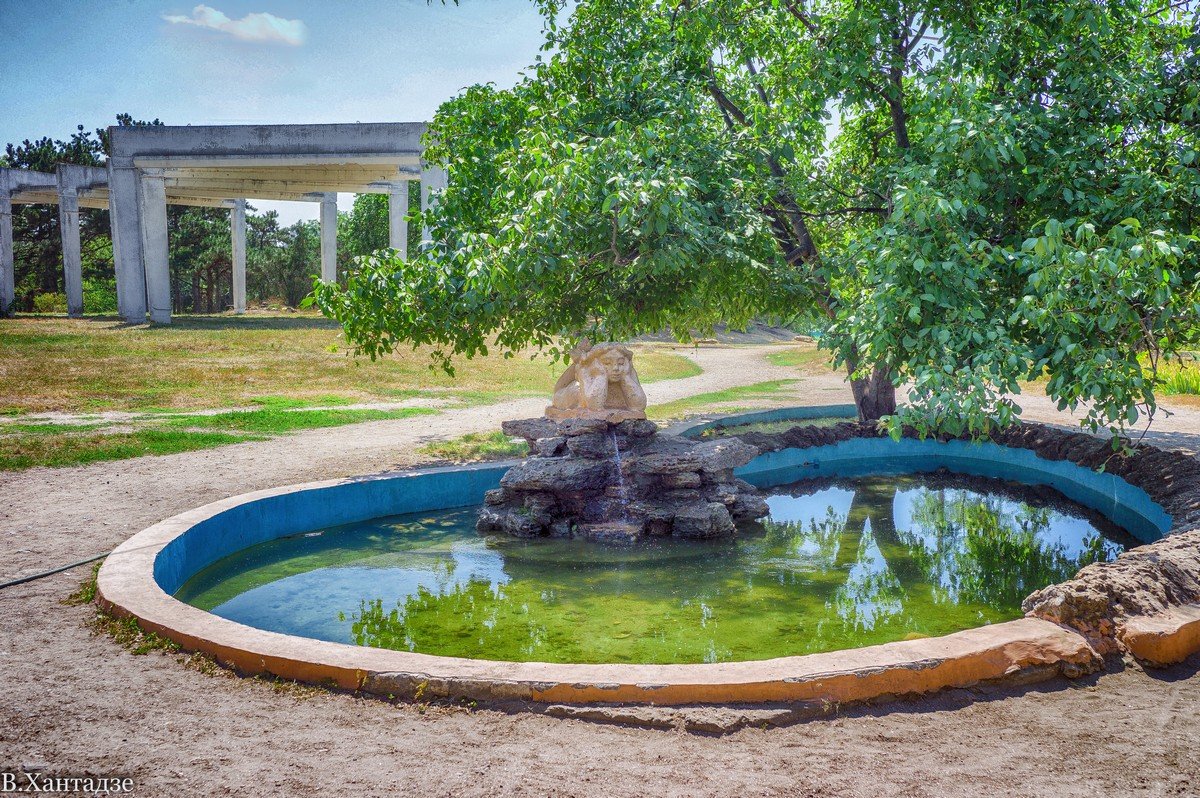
left=175, top=474, right=1134, bottom=664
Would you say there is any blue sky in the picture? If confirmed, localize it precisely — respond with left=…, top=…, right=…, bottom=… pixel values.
left=0, top=0, right=549, bottom=222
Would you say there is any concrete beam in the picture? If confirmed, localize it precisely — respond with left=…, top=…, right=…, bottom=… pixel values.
left=164, top=196, right=238, bottom=210
left=0, top=167, right=57, bottom=195
left=162, top=165, right=414, bottom=182
left=389, top=182, right=409, bottom=258
left=57, top=164, right=109, bottom=192
left=162, top=176, right=394, bottom=198
left=319, top=192, right=337, bottom=283
left=158, top=186, right=322, bottom=204
left=58, top=188, right=83, bottom=317
left=231, top=199, right=247, bottom=314
left=109, top=122, right=427, bottom=162
left=139, top=173, right=171, bottom=324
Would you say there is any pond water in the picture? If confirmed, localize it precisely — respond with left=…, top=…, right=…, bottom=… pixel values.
left=176, top=473, right=1134, bottom=664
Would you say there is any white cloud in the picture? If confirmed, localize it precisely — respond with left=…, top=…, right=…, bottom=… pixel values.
left=163, top=5, right=307, bottom=46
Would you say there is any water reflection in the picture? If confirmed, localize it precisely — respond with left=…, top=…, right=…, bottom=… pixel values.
left=179, top=474, right=1132, bottom=664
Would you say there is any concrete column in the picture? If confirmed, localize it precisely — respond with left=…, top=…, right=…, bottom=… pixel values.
left=231, top=199, right=247, bottom=313
left=59, top=188, right=83, bottom=317
left=419, top=164, right=446, bottom=245
left=319, top=192, right=337, bottom=283
left=107, top=162, right=148, bottom=323
left=388, top=182, right=409, bottom=259
left=138, top=172, right=172, bottom=324
left=0, top=193, right=13, bottom=316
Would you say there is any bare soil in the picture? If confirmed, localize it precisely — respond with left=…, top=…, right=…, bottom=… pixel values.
left=2, top=345, right=1198, bottom=797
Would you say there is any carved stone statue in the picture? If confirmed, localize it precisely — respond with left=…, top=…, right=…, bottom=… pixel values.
left=546, top=340, right=648, bottom=421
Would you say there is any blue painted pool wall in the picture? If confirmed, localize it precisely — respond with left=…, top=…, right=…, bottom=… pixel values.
left=154, top=464, right=508, bottom=594
left=737, top=438, right=1171, bottom=543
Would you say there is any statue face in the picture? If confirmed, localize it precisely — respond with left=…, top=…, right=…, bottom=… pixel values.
left=599, top=348, right=629, bottom=379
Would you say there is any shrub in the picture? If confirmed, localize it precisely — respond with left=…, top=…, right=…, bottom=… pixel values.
left=32, top=292, right=67, bottom=313
left=82, top=278, right=119, bottom=313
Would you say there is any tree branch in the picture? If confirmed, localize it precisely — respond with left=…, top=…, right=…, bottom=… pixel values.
left=783, top=0, right=820, bottom=36
left=800, top=206, right=886, bottom=218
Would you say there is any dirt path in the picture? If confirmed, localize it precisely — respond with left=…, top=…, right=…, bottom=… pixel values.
left=0, top=345, right=800, bottom=582
left=1, top=345, right=1198, bottom=797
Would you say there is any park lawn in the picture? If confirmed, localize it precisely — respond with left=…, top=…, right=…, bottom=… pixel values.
left=0, top=406, right=441, bottom=470
left=764, top=344, right=837, bottom=373
left=647, top=380, right=801, bottom=421
left=697, top=415, right=855, bottom=438
left=0, top=428, right=265, bottom=470
left=416, top=430, right=528, bottom=463
left=0, top=314, right=700, bottom=414
left=161, top=406, right=438, bottom=434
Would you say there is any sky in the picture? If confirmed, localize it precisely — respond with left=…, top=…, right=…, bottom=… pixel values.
left=0, top=0, right=550, bottom=223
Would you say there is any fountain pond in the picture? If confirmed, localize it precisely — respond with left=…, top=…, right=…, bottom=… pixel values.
left=175, top=471, right=1134, bottom=665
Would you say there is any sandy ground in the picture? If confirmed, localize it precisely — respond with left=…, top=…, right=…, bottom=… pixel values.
left=2, top=344, right=1198, bottom=797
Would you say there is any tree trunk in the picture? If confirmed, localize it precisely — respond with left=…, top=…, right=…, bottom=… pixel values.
left=849, top=364, right=897, bottom=423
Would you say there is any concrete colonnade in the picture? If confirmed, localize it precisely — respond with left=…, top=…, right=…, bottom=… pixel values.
left=4, top=122, right=441, bottom=323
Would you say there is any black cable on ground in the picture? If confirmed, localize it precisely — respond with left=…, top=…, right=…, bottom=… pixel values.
left=0, top=552, right=110, bottom=591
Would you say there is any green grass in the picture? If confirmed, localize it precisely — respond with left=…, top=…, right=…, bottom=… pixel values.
left=0, top=315, right=707, bottom=470
left=698, top=415, right=855, bottom=438
left=0, top=407, right=449, bottom=470
left=2, top=421, right=109, bottom=434
left=647, top=380, right=800, bottom=420
left=0, top=428, right=264, bottom=470
left=1157, top=361, right=1200, bottom=395
left=164, top=406, right=438, bottom=434
left=764, top=346, right=835, bottom=372
left=416, top=430, right=528, bottom=462
left=0, top=315, right=702, bottom=414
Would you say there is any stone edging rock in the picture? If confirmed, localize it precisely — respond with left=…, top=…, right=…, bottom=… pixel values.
left=734, top=420, right=1200, bottom=664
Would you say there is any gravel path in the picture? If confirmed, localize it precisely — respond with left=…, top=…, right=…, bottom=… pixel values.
left=1, top=344, right=1197, bottom=797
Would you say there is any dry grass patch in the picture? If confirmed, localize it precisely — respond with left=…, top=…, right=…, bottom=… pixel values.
left=648, top=380, right=801, bottom=420
left=0, top=314, right=700, bottom=414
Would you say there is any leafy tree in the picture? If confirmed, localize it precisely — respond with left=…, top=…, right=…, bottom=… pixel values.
left=317, top=0, right=1199, bottom=436
left=339, top=194, right=389, bottom=266
left=270, top=220, right=321, bottom=307
left=168, top=207, right=232, bottom=312
left=337, top=192, right=423, bottom=270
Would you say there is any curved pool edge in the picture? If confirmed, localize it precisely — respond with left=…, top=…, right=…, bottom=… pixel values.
left=96, top=484, right=1101, bottom=704
left=96, top=414, right=1199, bottom=708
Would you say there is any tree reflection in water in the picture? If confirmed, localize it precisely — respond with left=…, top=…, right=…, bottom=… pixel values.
left=321, top=474, right=1130, bottom=662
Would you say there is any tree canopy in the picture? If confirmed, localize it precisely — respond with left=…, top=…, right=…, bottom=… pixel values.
left=290, top=2, right=1196, bottom=434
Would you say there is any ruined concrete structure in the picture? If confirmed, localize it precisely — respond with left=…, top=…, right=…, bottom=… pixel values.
left=0, top=122, right=445, bottom=322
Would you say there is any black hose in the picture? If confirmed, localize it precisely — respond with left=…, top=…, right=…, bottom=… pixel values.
left=0, top=552, right=109, bottom=591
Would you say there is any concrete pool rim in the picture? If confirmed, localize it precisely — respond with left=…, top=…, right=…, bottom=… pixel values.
left=96, top=409, right=1200, bottom=707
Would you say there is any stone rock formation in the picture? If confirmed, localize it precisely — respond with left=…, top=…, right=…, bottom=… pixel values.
left=546, top=340, right=647, bottom=422
left=478, top=417, right=769, bottom=542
